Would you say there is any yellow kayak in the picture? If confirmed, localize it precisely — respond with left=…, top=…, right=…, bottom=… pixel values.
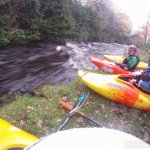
left=104, top=54, right=148, bottom=70
left=0, top=118, right=38, bottom=150
left=78, top=70, right=150, bottom=111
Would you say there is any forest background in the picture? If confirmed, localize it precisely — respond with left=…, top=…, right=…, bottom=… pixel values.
left=0, top=0, right=149, bottom=49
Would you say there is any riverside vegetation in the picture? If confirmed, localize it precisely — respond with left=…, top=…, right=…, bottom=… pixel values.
left=1, top=50, right=150, bottom=144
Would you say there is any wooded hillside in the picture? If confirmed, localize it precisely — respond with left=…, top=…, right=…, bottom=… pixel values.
left=0, top=0, right=134, bottom=47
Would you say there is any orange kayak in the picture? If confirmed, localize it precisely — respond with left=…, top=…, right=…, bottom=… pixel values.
left=89, top=56, right=140, bottom=76
left=103, top=54, right=148, bottom=70
left=78, top=70, right=150, bottom=111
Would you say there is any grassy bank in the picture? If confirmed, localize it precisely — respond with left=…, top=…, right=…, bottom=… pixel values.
left=1, top=50, right=150, bottom=144
left=1, top=78, right=150, bottom=144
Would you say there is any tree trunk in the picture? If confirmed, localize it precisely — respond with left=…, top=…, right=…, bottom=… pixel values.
left=7, top=0, right=16, bottom=40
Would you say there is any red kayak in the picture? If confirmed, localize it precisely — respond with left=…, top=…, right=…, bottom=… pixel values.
left=89, top=56, right=140, bottom=76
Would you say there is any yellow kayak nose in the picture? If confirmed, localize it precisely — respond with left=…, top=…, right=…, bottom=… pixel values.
left=0, top=118, right=38, bottom=150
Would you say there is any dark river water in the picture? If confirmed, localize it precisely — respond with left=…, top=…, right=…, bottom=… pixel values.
left=0, top=42, right=127, bottom=96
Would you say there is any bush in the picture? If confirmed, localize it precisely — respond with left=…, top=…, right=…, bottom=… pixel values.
left=0, top=29, right=10, bottom=47
left=11, top=29, right=28, bottom=45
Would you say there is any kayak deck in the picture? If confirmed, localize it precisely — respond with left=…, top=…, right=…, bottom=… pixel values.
left=0, top=118, right=38, bottom=150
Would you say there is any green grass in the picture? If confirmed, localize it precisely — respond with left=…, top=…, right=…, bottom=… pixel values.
left=0, top=50, right=150, bottom=144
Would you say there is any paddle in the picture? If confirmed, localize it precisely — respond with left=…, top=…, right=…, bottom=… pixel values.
left=56, top=92, right=89, bottom=132
left=59, top=100, right=103, bottom=127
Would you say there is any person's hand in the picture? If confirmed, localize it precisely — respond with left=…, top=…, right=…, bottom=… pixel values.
left=124, top=67, right=128, bottom=70
left=130, top=79, right=136, bottom=85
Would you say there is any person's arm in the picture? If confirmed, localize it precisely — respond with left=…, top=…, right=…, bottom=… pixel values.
left=130, top=73, right=141, bottom=85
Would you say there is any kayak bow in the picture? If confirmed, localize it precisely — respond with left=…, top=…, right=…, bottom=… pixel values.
left=89, top=56, right=136, bottom=75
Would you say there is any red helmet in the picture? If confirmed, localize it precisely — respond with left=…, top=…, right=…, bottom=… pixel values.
left=129, top=45, right=137, bottom=52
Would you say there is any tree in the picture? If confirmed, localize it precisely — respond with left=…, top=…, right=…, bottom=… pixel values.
left=140, top=17, right=150, bottom=50
left=37, top=0, right=75, bottom=42
left=110, top=13, right=132, bottom=43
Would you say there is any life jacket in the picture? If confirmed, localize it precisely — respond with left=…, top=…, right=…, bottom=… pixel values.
left=122, top=55, right=138, bottom=71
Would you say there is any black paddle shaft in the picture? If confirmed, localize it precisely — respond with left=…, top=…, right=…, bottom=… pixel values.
left=82, top=114, right=103, bottom=127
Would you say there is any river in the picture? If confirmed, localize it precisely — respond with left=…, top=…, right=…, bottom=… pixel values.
left=0, top=42, right=127, bottom=96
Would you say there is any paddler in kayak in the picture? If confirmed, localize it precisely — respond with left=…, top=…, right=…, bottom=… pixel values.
left=130, top=51, right=150, bottom=93
left=116, top=45, right=139, bottom=71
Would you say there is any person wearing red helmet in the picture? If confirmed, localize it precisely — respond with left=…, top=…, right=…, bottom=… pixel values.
left=116, top=45, right=139, bottom=71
